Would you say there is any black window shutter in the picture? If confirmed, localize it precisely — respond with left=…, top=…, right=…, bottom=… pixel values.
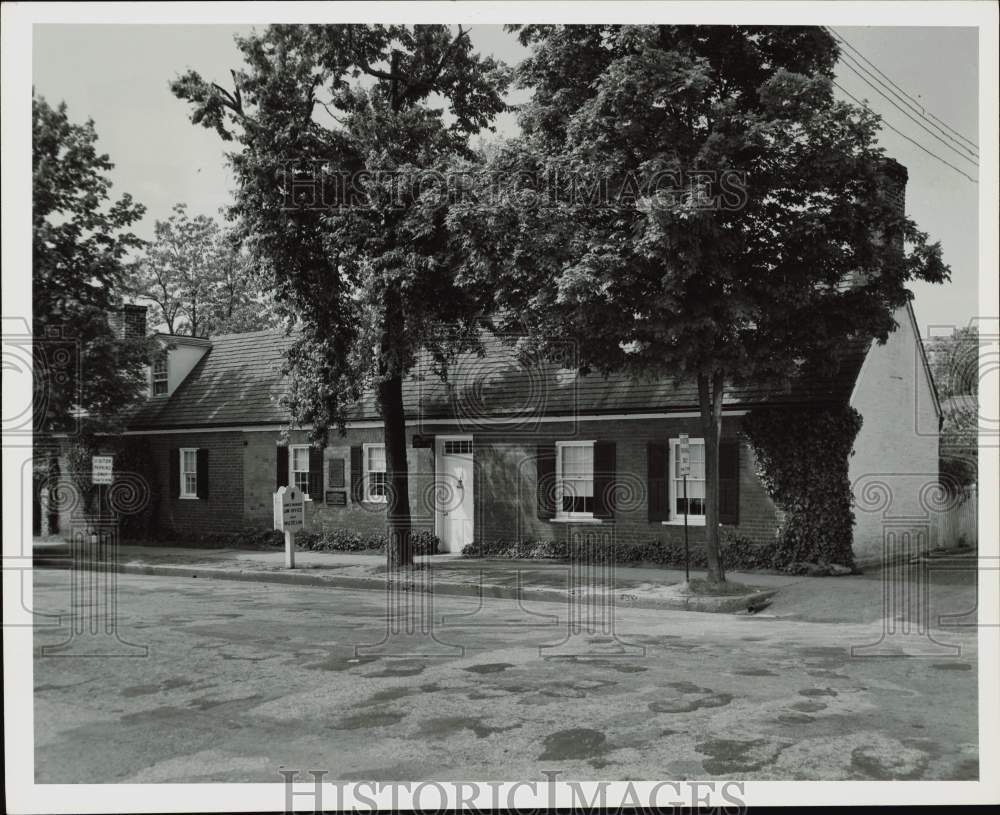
left=719, top=440, right=740, bottom=525
left=536, top=444, right=556, bottom=520
left=350, top=445, right=364, bottom=503
left=170, top=448, right=180, bottom=499
left=308, top=446, right=324, bottom=498
left=276, top=445, right=289, bottom=490
left=647, top=442, right=669, bottom=522
left=196, top=449, right=209, bottom=500
left=593, top=441, right=616, bottom=519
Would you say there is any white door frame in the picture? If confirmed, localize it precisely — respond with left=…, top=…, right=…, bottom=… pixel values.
left=434, top=434, right=474, bottom=552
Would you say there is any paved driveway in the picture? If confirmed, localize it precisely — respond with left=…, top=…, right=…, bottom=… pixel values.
left=32, top=569, right=978, bottom=782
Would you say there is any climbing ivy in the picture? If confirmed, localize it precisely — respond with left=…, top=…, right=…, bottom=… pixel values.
left=742, top=406, right=863, bottom=570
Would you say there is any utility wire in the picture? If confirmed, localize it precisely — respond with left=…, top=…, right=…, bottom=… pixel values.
left=832, top=80, right=978, bottom=184
left=836, top=52, right=979, bottom=167
left=826, top=26, right=979, bottom=154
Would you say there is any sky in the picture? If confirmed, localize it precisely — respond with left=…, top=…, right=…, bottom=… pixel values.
left=31, top=24, right=981, bottom=337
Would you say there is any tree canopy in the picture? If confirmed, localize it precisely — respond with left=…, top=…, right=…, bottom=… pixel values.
left=33, top=92, right=149, bottom=434
left=451, top=25, right=949, bottom=581
left=127, top=203, right=278, bottom=336
left=171, top=24, right=511, bottom=566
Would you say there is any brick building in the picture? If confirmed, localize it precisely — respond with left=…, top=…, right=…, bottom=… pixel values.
left=107, top=298, right=939, bottom=563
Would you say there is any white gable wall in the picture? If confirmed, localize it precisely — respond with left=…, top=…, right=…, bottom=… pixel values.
left=848, top=303, right=941, bottom=564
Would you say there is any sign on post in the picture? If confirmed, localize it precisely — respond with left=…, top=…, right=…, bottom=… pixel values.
left=92, top=456, right=114, bottom=485
left=273, top=486, right=307, bottom=568
left=677, top=434, right=691, bottom=476
left=677, top=434, right=691, bottom=582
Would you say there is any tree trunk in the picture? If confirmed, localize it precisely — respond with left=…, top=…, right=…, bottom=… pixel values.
left=379, top=373, right=413, bottom=570
left=378, top=284, right=413, bottom=571
left=697, top=369, right=726, bottom=584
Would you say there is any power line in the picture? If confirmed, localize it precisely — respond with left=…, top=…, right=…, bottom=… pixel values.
left=832, top=80, right=978, bottom=184
left=835, top=52, right=979, bottom=167
left=826, top=26, right=979, bottom=153
left=833, top=44, right=979, bottom=162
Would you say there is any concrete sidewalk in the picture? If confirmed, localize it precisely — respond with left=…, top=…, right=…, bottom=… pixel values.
left=33, top=542, right=799, bottom=613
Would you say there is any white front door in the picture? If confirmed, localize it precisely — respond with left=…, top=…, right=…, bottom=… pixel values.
left=435, top=436, right=474, bottom=553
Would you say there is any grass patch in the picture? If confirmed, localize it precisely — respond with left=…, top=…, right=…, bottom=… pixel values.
left=685, top=578, right=759, bottom=596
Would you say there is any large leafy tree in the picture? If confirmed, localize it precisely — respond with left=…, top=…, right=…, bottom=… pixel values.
left=171, top=25, right=510, bottom=567
left=33, top=93, right=149, bottom=434
left=127, top=203, right=277, bottom=336
left=452, top=25, right=948, bottom=582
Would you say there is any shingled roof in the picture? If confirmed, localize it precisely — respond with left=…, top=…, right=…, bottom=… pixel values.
left=125, top=329, right=870, bottom=431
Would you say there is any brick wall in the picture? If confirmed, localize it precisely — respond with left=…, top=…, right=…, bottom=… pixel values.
left=136, top=417, right=781, bottom=550
left=143, top=431, right=244, bottom=536
left=242, top=428, right=435, bottom=537
left=473, top=416, right=780, bottom=551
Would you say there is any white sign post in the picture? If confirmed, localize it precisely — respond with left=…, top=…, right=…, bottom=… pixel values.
left=273, top=486, right=306, bottom=568
left=677, top=434, right=691, bottom=582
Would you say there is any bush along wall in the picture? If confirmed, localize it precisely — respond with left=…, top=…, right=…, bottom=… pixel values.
left=742, top=405, right=863, bottom=573
left=461, top=530, right=778, bottom=571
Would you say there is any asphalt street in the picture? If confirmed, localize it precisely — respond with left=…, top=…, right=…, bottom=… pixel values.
left=32, top=568, right=979, bottom=782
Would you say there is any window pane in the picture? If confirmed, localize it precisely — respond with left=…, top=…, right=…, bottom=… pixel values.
left=292, top=447, right=309, bottom=471
left=368, top=446, right=385, bottom=472
left=562, top=494, right=594, bottom=513
left=185, top=473, right=197, bottom=494
left=690, top=444, right=705, bottom=479
left=561, top=445, right=592, bottom=477
left=370, top=472, right=386, bottom=497
left=676, top=495, right=706, bottom=516
left=294, top=472, right=310, bottom=493
left=183, top=450, right=196, bottom=472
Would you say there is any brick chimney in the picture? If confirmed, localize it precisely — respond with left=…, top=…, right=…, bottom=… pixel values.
left=108, top=304, right=148, bottom=341
left=848, top=158, right=907, bottom=288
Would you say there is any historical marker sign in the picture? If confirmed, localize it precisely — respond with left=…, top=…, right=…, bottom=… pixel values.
left=92, top=456, right=114, bottom=485
left=273, top=486, right=305, bottom=532
left=274, top=486, right=307, bottom=568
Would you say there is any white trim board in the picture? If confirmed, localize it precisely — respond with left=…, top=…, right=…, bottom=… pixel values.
left=121, top=410, right=749, bottom=436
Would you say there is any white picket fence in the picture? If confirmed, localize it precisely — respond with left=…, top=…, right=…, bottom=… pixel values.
left=931, top=484, right=978, bottom=549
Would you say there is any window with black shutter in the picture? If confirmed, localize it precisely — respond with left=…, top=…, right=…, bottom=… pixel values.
left=170, top=447, right=181, bottom=499
left=276, top=445, right=289, bottom=490
left=647, top=442, right=669, bottom=522
left=719, top=440, right=740, bottom=525
left=308, top=446, right=324, bottom=498
left=196, top=449, right=209, bottom=500
left=536, top=444, right=556, bottom=520
left=592, top=441, right=616, bottom=519
left=350, top=445, right=364, bottom=503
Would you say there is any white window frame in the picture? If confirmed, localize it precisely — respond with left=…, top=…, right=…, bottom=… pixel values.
left=554, top=440, right=598, bottom=521
left=290, top=444, right=311, bottom=498
left=363, top=442, right=387, bottom=503
left=151, top=355, right=168, bottom=397
left=665, top=437, right=706, bottom=526
left=179, top=447, right=198, bottom=499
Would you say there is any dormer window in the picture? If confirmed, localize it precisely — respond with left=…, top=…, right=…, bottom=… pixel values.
left=152, top=355, right=168, bottom=396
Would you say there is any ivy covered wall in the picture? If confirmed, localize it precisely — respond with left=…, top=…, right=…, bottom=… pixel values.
left=742, top=405, right=863, bottom=571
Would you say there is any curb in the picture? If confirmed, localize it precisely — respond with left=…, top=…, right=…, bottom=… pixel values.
left=34, top=557, right=776, bottom=614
